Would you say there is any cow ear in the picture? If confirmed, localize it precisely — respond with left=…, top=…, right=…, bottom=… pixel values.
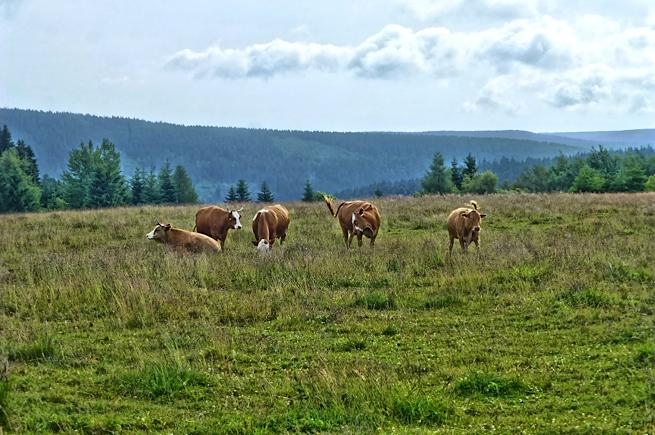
left=359, top=207, right=365, bottom=215
left=164, top=224, right=172, bottom=231
left=480, top=214, right=487, bottom=218
left=460, top=210, right=469, bottom=218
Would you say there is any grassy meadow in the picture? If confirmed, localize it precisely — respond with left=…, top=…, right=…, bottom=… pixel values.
left=0, top=193, right=654, bottom=433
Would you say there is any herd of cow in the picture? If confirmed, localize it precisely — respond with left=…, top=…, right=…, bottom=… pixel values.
left=146, top=197, right=487, bottom=255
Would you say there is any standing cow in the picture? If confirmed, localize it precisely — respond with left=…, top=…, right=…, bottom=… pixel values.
left=447, top=200, right=487, bottom=254
left=146, top=222, right=221, bottom=252
left=194, top=206, right=243, bottom=250
left=251, top=204, right=290, bottom=253
left=324, top=197, right=380, bottom=248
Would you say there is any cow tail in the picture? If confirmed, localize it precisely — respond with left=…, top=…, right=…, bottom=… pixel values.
left=470, top=200, right=479, bottom=211
left=193, top=224, right=197, bottom=232
left=323, top=196, right=337, bottom=217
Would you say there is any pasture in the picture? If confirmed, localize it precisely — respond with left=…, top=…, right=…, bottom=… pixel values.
left=0, top=193, right=654, bottom=433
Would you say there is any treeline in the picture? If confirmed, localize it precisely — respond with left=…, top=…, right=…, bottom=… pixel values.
left=0, top=125, right=198, bottom=213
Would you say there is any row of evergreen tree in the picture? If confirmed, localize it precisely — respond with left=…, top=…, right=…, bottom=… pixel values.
left=0, top=125, right=199, bottom=213
left=421, top=152, right=499, bottom=194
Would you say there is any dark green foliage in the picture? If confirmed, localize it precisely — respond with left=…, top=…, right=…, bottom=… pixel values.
left=450, top=157, right=463, bottom=190
left=257, top=181, right=274, bottom=202
left=0, top=124, right=12, bottom=154
left=89, top=139, right=128, bottom=208
left=355, top=291, right=395, bottom=310
left=646, top=175, right=655, bottom=191
left=8, top=336, right=59, bottom=363
left=337, top=179, right=421, bottom=198
left=129, top=168, right=145, bottom=205
left=463, top=153, right=478, bottom=179
left=389, top=394, right=451, bottom=425
left=61, top=141, right=98, bottom=209
left=0, top=374, right=9, bottom=431
left=558, top=288, right=613, bottom=308
left=143, top=168, right=160, bottom=204
left=235, top=179, right=251, bottom=202
left=421, top=152, right=452, bottom=194
left=0, top=149, right=41, bottom=212
left=15, top=139, right=39, bottom=184
left=40, top=175, right=65, bottom=210
left=173, top=165, right=198, bottom=204
left=158, top=161, right=176, bottom=204
left=455, top=371, right=531, bottom=397
left=571, top=165, right=605, bottom=192
left=302, top=179, right=315, bottom=202
left=225, top=185, right=238, bottom=202
left=117, top=362, right=211, bottom=400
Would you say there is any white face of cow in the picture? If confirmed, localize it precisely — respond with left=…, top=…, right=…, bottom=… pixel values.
left=352, top=213, right=364, bottom=233
left=146, top=227, right=157, bottom=240
left=231, top=210, right=242, bottom=230
left=256, top=239, right=271, bottom=253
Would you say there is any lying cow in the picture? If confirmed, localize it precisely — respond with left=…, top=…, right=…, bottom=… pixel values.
left=194, top=206, right=243, bottom=250
left=447, top=200, right=487, bottom=254
left=146, top=222, right=221, bottom=252
left=252, top=204, right=290, bottom=253
left=324, top=197, right=380, bottom=248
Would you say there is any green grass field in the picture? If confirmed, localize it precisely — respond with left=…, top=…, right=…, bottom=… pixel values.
left=1, top=193, right=654, bottom=433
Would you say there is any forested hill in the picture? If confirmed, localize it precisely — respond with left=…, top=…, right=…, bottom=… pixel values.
left=0, top=108, right=586, bottom=201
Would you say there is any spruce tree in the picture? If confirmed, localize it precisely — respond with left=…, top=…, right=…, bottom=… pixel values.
left=40, top=175, right=65, bottom=210
left=89, top=139, right=128, bottom=208
left=0, top=125, right=13, bottom=154
left=450, top=157, right=463, bottom=190
left=173, top=165, right=198, bottom=204
left=15, top=139, right=39, bottom=184
left=421, top=152, right=452, bottom=194
left=61, top=141, right=98, bottom=209
left=158, top=160, right=176, bottom=204
left=0, top=148, right=41, bottom=212
left=225, top=185, right=238, bottom=202
left=257, top=181, right=274, bottom=202
left=463, top=153, right=478, bottom=180
left=130, top=168, right=145, bottom=205
left=235, top=179, right=251, bottom=201
left=302, top=180, right=315, bottom=202
left=143, top=168, right=160, bottom=204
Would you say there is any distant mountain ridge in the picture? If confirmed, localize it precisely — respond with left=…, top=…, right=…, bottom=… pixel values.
left=0, top=108, right=649, bottom=201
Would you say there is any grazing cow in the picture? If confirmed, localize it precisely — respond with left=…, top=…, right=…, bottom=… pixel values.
left=146, top=222, right=221, bottom=252
left=194, top=206, right=243, bottom=250
left=251, top=204, right=290, bottom=253
left=447, top=200, right=487, bottom=254
left=324, top=197, right=380, bottom=248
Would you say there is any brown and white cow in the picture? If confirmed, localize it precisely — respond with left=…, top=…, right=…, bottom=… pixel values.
left=324, top=197, right=380, bottom=248
left=194, top=206, right=243, bottom=250
left=447, top=200, right=487, bottom=254
left=146, top=222, right=221, bottom=252
left=251, top=204, right=290, bottom=253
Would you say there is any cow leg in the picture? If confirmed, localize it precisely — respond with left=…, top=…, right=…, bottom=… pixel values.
left=370, top=235, right=376, bottom=248
left=357, top=233, right=363, bottom=247
left=219, top=239, right=225, bottom=251
left=459, top=238, right=467, bottom=252
left=448, top=237, right=454, bottom=255
left=347, top=232, right=355, bottom=248
left=280, top=232, right=286, bottom=244
left=342, top=228, right=349, bottom=247
left=474, top=239, right=480, bottom=252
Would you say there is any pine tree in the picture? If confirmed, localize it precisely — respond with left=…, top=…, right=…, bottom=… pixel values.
left=463, top=153, right=478, bottom=180
left=257, top=181, right=274, bottom=202
left=302, top=179, right=315, bottom=202
left=173, top=165, right=198, bottom=204
left=235, top=179, right=251, bottom=201
left=0, top=125, right=13, bottom=154
left=61, top=141, right=98, bottom=209
left=571, top=165, right=605, bottom=192
left=89, top=139, right=128, bottom=208
left=158, top=160, right=176, bottom=204
left=143, top=168, right=160, bottom=204
left=462, top=171, right=498, bottom=194
left=0, top=148, right=41, bottom=212
left=421, top=152, right=452, bottom=194
left=15, top=139, right=39, bottom=184
left=450, top=157, right=463, bottom=190
left=225, top=185, right=238, bottom=202
left=130, top=168, right=145, bottom=205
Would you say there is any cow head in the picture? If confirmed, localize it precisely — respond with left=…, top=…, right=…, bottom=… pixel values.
left=460, top=209, right=486, bottom=235
left=253, top=239, right=272, bottom=253
left=146, top=222, right=171, bottom=242
left=228, top=208, right=243, bottom=230
left=352, top=208, right=375, bottom=238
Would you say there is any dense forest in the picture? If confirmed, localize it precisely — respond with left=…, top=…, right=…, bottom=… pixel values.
left=1, top=108, right=592, bottom=201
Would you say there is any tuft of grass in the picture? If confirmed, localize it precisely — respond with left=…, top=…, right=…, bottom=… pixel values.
left=424, top=293, right=464, bottom=309
left=0, top=359, right=9, bottom=431
left=333, top=338, right=367, bottom=352
left=116, top=361, right=211, bottom=400
left=355, top=291, right=395, bottom=310
left=634, top=344, right=655, bottom=367
left=388, top=393, right=452, bottom=425
left=558, top=287, right=613, bottom=308
left=8, top=336, right=59, bottom=364
left=454, top=371, right=532, bottom=398
left=381, top=324, right=399, bottom=336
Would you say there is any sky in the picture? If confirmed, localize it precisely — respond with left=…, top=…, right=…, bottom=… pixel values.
left=1, top=0, right=654, bottom=132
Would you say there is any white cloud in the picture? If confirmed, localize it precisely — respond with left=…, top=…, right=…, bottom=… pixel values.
left=399, top=0, right=540, bottom=23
